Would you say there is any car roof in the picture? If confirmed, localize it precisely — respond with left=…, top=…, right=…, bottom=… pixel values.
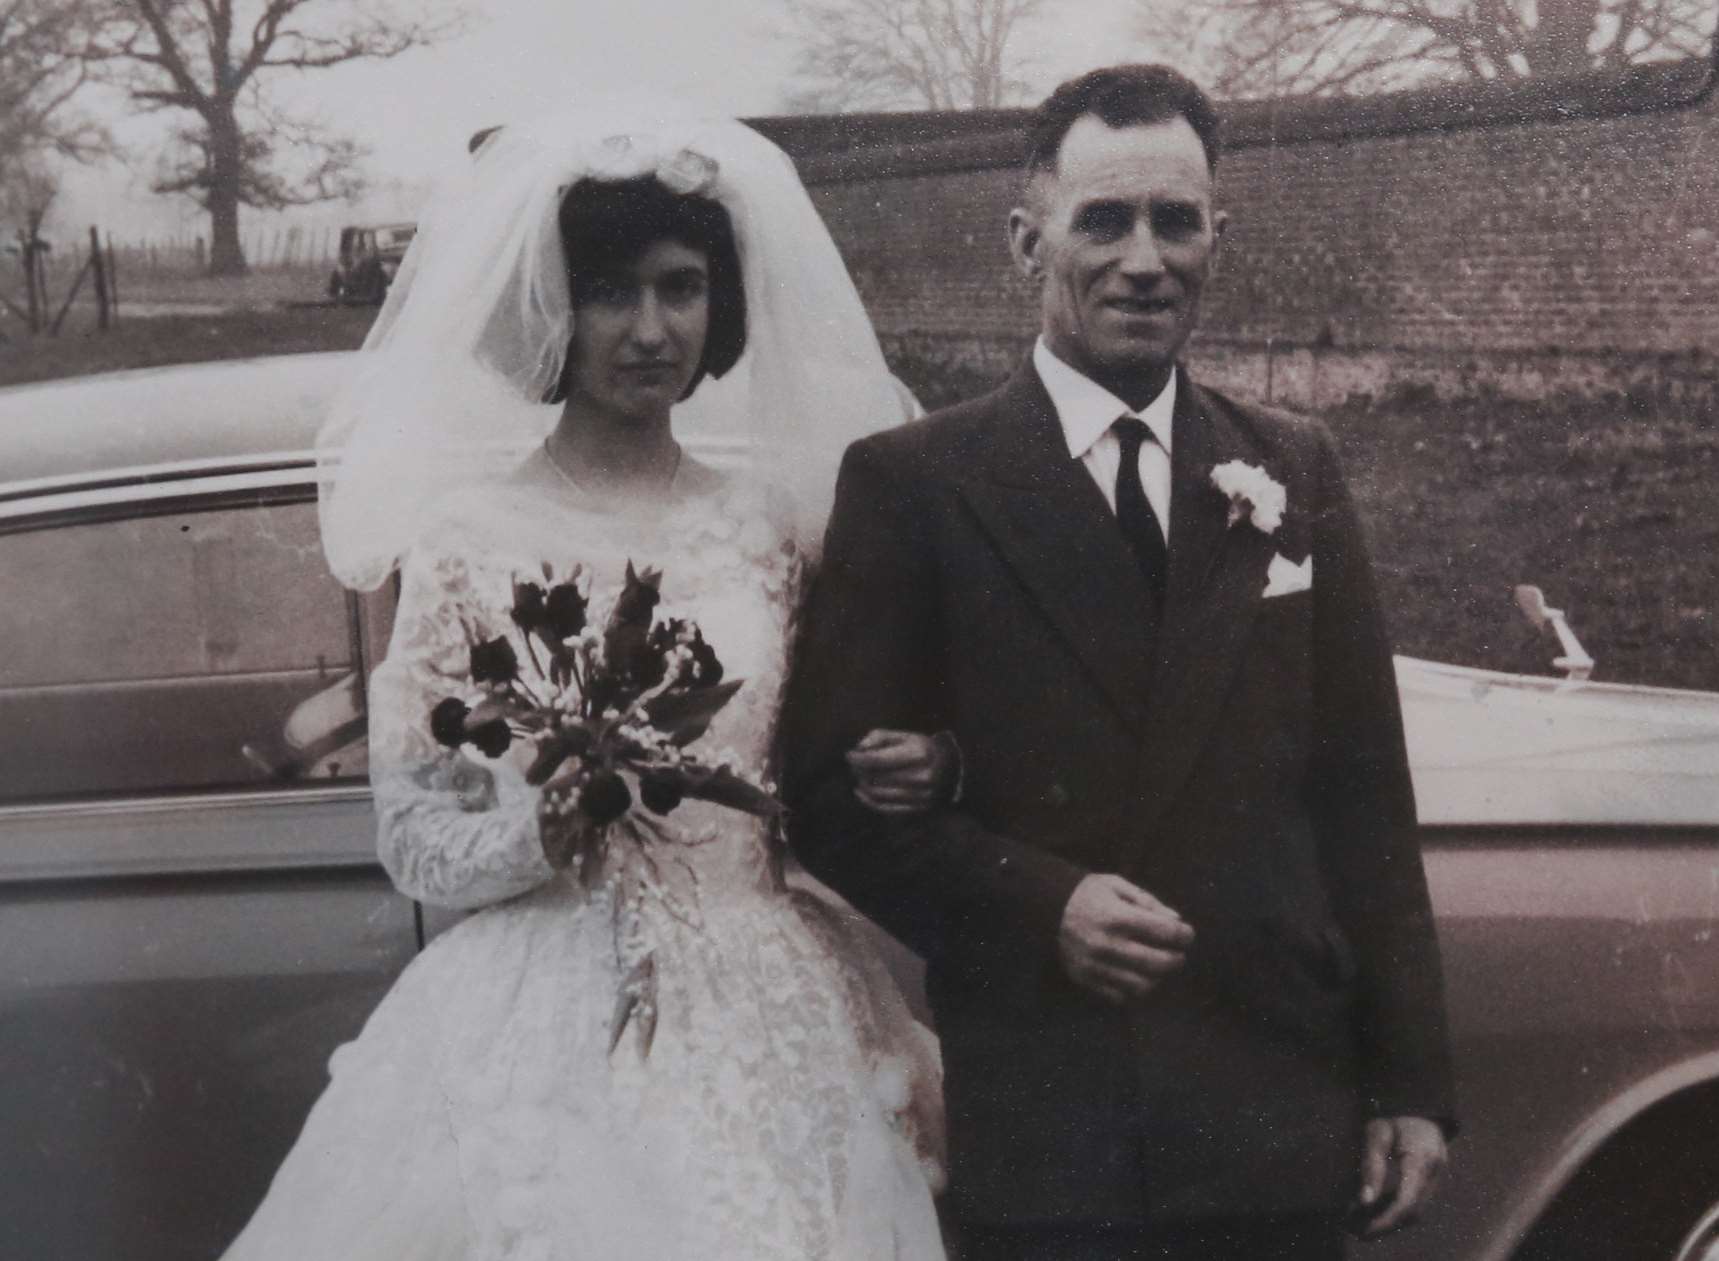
left=0, top=352, right=359, bottom=488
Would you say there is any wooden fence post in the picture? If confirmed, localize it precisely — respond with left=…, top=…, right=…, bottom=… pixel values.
left=49, top=255, right=92, bottom=335
left=20, top=237, right=39, bottom=333
left=105, top=231, right=119, bottom=322
left=90, top=227, right=110, bottom=331
left=30, top=246, right=50, bottom=333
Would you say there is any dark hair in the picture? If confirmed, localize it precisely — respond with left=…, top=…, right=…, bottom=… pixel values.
left=1026, top=64, right=1221, bottom=178
left=547, top=175, right=747, bottom=404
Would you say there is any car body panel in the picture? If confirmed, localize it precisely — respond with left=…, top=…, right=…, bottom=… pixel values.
left=0, top=872, right=412, bottom=1260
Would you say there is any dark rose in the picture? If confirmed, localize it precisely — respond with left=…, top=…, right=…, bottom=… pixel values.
left=686, top=627, right=723, bottom=688
left=639, top=772, right=684, bottom=815
left=429, top=697, right=469, bottom=749
left=545, top=582, right=588, bottom=638
left=511, top=581, right=549, bottom=635
left=647, top=619, right=722, bottom=688
left=466, top=717, right=513, bottom=758
left=646, top=618, right=685, bottom=654
left=470, top=636, right=519, bottom=685
left=610, top=561, right=661, bottom=629
left=580, top=770, right=632, bottom=826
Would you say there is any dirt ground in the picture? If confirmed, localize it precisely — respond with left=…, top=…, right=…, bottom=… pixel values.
left=4, top=304, right=1714, bottom=693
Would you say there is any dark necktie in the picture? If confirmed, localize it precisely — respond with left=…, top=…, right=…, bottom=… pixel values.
left=1113, top=416, right=1168, bottom=605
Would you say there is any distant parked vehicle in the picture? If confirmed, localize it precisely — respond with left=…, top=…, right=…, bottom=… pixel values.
left=326, top=223, right=416, bottom=305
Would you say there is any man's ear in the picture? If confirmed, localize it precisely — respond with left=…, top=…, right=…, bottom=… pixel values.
left=1007, top=207, right=1042, bottom=281
left=1205, top=208, right=1231, bottom=276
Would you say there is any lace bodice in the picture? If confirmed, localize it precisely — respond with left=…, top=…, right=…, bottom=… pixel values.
left=367, top=468, right=803, bottom=912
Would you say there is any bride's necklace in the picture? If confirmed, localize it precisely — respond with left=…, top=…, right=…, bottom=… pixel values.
left=541, top=436, right=683, bottom=498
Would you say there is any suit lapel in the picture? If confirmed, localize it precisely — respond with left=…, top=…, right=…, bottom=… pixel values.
left=1130, top=378, right=1278, bottom=841
left=954, top=364, right=1158, bottom=737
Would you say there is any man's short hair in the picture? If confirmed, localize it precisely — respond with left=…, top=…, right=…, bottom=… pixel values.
left=1026, top=64, right=1221, bottom=177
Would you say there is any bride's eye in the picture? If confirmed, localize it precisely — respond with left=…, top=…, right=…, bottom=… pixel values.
left=659, top=269, right=709, bottom=307
left=580, top=275, right=634, bottom=309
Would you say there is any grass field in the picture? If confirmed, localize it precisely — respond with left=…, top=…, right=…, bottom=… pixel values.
left=3, top=304, right=1714, bottom=693
left=0, top=305, right=374, bottom=387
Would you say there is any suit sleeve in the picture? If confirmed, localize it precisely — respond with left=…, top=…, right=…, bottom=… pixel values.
left=1304, top=424, right=1458, bottom=1132
left=781, top=439, right=1088, bottom=972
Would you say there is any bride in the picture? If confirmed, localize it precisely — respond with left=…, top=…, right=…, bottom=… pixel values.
left=221, top=105, right=953, bottom=1261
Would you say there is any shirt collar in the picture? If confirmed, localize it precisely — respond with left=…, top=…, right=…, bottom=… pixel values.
left=1032, top=337, right=1177, bottom=461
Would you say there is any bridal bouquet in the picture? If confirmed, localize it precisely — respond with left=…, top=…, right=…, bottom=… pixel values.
left=428, top=561, right=781, bottom=1054
left=430, top=560, right=782, bottom=871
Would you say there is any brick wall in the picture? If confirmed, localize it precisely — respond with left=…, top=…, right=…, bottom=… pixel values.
left=754, top=63, right=1719, bottom=408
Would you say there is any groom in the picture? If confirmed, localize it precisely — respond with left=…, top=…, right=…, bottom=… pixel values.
left=782, top=64, right=1455, bottom=1259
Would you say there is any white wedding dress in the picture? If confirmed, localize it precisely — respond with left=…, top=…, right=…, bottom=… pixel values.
left=222, top=468, right=946, bottom=1261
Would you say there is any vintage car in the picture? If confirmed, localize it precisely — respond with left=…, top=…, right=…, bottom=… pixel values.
left=1, top=354, right=1716, bottom=1261
left=326, top=222, right=417, bottom=306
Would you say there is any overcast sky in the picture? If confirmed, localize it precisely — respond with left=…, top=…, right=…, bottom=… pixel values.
left=54, top=0, right=1154, bottom=244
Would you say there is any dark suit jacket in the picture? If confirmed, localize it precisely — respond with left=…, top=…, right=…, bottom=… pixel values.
left=780, top=360, right=1456, bottom=1226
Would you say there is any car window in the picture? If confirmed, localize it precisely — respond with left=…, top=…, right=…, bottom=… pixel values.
left=0, top=501, right=369, bottom=802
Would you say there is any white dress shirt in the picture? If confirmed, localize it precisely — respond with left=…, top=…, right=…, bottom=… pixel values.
left=1032, top=337, right=1175, bottom=542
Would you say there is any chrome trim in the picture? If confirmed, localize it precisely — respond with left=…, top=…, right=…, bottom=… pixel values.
left=1673, top=1200, right=1719, bottom=1261
left=0, top=782, right=372, bottom=817
left=0, top=783, right=379, bottom=884
left=1474, top=1050, right=1719, bottom=1261
left=0, top=449, right=318, bottom=504
left=0, top=467, right=317, bottom=524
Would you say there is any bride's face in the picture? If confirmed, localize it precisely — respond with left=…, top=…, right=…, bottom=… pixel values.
left=565, top=238, right=711, bottom=422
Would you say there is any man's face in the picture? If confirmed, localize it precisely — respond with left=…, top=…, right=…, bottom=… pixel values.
left=1011, top=114, right=1225, bottom=397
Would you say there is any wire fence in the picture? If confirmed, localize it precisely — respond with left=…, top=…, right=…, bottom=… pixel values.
left=2, top=224, right=356, bottom=336
left=110, top=225, right=344, bottom=275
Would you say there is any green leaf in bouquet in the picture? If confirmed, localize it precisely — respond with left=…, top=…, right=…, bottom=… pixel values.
left=673, top=763, right=784, bottom=819
left=608, top=953, right=657, bottom=1057
left=577, top=827, right=607, bottom=887
left=524, top=726, right=592, bottom=786
left=640, top=678, right=744, bottom=746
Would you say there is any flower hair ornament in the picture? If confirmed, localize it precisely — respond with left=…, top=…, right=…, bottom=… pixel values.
left=584, top=134, right=720, bottom=196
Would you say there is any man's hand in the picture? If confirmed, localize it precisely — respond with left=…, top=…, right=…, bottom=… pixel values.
left=1057, top=874, right=1194, bottom=1004
left=846, top=728, right=959, bottom=815
left=1353, top=1116, right=1447, bottom=1238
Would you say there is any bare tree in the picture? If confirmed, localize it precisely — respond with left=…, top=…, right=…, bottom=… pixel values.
left=1139, top=0, right=1717, bottom=98
left=84, top=0, right=462, bottom=274
left=0, top=158, right=60, bottom=331
left=781, top=0, right=1046, bottom=112
left=1, top=0, right=105, bottom=173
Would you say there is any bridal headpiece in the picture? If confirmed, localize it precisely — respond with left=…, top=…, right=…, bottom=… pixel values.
left=317, top=99, right=912, bottom=590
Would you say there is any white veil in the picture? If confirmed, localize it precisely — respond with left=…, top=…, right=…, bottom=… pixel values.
left=317, top=98, right=914, bottom=591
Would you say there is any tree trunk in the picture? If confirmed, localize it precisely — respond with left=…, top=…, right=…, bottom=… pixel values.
left=205, top=110, right=248, bottom=276
left=1527, top=0, right=1605, bottom=77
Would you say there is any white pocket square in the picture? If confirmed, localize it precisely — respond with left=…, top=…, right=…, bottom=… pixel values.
left=1262, top=552, right=1313, bottom=598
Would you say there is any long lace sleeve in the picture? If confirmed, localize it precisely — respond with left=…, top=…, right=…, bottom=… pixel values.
left=367, top=547, right=556, bottom=910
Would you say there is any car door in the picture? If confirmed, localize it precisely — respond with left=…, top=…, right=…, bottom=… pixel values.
left=0, top=488, right=416, bottom=1261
